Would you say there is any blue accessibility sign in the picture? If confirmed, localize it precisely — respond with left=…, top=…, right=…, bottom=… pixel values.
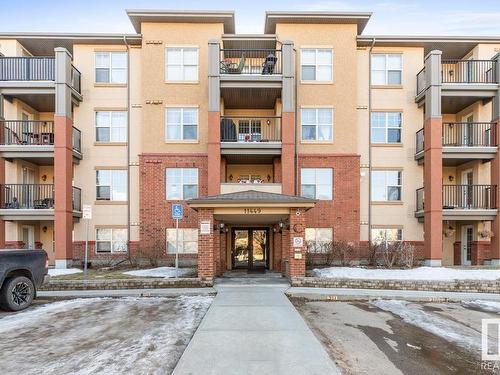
left=172, top=204, right=183, bottom=219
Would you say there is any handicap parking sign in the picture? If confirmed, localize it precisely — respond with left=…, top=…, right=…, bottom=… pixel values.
left=172, top=204, right=183, bottom=219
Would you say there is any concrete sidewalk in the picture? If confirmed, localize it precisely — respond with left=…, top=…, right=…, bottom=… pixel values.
left=37, top=287, right=216, bottom=298
left=172, top=281, right=339, bottom=375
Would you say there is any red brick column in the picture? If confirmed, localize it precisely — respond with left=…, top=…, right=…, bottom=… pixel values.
left=491, top=119, right=500, bottom=264
left=220, top=230, right=227, bottom=273
left=288, top=208, right=306, bottom=277
left=54, top=115, right=73, bottom=267
left=423, top=117, right=443, bottom=265
left=273, top=230, right=282, bottom=272
left=453, top=242, right=461, bottom=265
left=281, top=112, right=295, bottom=195
left=197, top=208, right=215, bottom=280
left=208, top=112, right=221, bottom=196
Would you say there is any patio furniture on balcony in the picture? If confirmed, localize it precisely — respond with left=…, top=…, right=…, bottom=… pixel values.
left=220, top=53, right=246, bottom=74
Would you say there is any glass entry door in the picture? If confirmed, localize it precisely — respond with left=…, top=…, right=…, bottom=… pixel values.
left=232, top=228, right=268, bottom=270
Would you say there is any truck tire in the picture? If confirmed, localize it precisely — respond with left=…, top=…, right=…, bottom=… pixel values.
left=0, top=276, right=35, bottom=311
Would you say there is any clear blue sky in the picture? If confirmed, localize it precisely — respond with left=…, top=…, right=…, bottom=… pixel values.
left=1, top=0, right=499, bottom=35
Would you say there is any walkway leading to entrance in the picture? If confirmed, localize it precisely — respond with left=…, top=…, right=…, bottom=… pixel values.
left=172, top=278, right=340, bottom=375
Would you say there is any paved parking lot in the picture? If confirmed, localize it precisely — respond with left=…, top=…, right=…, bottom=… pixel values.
left=0, top=296, right=212, bottom=375
left=293, top=299, right=500, bottom=374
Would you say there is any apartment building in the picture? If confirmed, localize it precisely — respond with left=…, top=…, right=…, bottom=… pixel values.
left=0, top=10, right=499, bottom=279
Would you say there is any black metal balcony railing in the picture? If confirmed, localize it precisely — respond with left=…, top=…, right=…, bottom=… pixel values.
left=416, top=185, right=497, bottom=212
left=443, top=122, right=496, bottom=147
left=0, top=120, right=82, bottom=153
left=416, top=122, right=497, bottom=154
left=71, top=65, right=81, bottom=93
left=0, top=57, right=55, bottom=81
left=441, top=59, right=498, bottom=84
left=220, top=116, right=281, bottom=142
left=219, top=49, right=282, bottom=75
left=416, top=67, right=426, bottom=95
left=0, top=184, right=82, bottom=211
left=1, top=120, right=54, bottom=145
left=415, top=128, right=424, bottom=154
left=72, top=186, right=82, bottom=212
left=72, top=126, right=82, bottom=153
left=0, top=56, right=82, bottom=93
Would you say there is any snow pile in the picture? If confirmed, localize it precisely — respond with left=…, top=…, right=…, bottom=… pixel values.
left=313, top=266, right=500, bottom=281
left=371, top=299, right=481, bottom=351
left=0, top=296, right=213, bottom=374
left=123, top=266, right=195, bottom=278
left=462, top=300, right=500, bottom=314
left=48, top=268, right=83, bottom=277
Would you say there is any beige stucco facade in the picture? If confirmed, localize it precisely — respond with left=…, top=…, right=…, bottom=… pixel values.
left=1, top=10, right=500, bottom=268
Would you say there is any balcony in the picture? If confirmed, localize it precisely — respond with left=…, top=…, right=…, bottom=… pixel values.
left=0, top=57, right=82, bottom=112
left=415, top=185, right=497, bottom=221
left=220, top=49, right=282, bottom=76
left=0, top=120, right=83, bottom=164
left=416, top=59, right=499, bottom=112
left=0, top=184, right=82, bottom=220
left=415, top=122, right=497, bottom=165
left=220, top=116, right=281, bottom=159
left=220, top=183, right=282, bottom=195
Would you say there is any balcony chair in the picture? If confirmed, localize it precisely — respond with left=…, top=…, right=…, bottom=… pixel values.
left=220, top=54, right=246, bottom=74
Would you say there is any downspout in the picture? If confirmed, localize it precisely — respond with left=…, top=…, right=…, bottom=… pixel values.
left=294, top=47, right=298, bottom=195
left=123, top=36, right=131, bottom=251
left=368, top=38, right=376, bottom=247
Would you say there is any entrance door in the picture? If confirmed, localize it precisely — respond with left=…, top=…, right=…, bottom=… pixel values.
left=461, top=169, right=473, bottom=208
left=22, top=225, right=35, bottom=249
left=462, top=114, right=474, bottom=146
left=461, top=225, right=473, bottom=265
left=232, top=228, right=268, bottom=270
left=21, top=167, right=35, bottom=209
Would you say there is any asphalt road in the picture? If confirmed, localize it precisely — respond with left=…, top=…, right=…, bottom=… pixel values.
left=293, top=299, right=500, bottom=374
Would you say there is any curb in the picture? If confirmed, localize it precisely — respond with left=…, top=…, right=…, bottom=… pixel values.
left=40, top=277, right=213, bottom=291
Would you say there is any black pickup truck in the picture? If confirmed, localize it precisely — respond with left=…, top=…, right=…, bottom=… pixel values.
left=0, top=250, right=49, bottom=311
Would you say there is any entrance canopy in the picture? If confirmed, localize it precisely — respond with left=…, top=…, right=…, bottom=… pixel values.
left=187, top=190, right=317, bottom=225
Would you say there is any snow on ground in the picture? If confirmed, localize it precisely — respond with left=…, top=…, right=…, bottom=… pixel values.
left=370, top=299, right=482, bottom=351
left=0, top=295, right=213, bottom=375
left=462, top=300, right=500, bottom=314
left=313, top=266, right=500, bottom=281
left=123, top=266, right=195, bottom=278
left=48, top=268, right=83, bottom=277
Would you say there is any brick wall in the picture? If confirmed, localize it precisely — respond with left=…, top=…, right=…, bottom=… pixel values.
left=298, top=154, right=360, bottom=244
left=139, top=153, right=208, bottom=260
left=472, top=241, right=491, bottom=265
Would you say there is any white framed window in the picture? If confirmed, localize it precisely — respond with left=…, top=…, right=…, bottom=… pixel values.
left=371, top=228, right=403, bottom=248
left=301, top=48, right=333, bottom=81
left=165, top=47, right=199, bottom=81
left=96, top=170, right=127, bottom=201
left=305, top=228, right=333, bottom=253
left=301, top=168, right=333, bottom=200
left=371, top=112, right=402, bottom=143
left=166, top=168, right=198, bottom=200
left=95, top=228, right=128, bottom=253
left=301, top=108, right=333, bottom=141
left=95, top=111, right=127, bottom=142
left=95, top=52, right=127, bottom=84
left=165, top=107, right=198, bottom=141
left=371, top=171, right=402, bottom=201
left=371, top=54, right=402, bottom=85
left=166, top=228, right=198, bottom=254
